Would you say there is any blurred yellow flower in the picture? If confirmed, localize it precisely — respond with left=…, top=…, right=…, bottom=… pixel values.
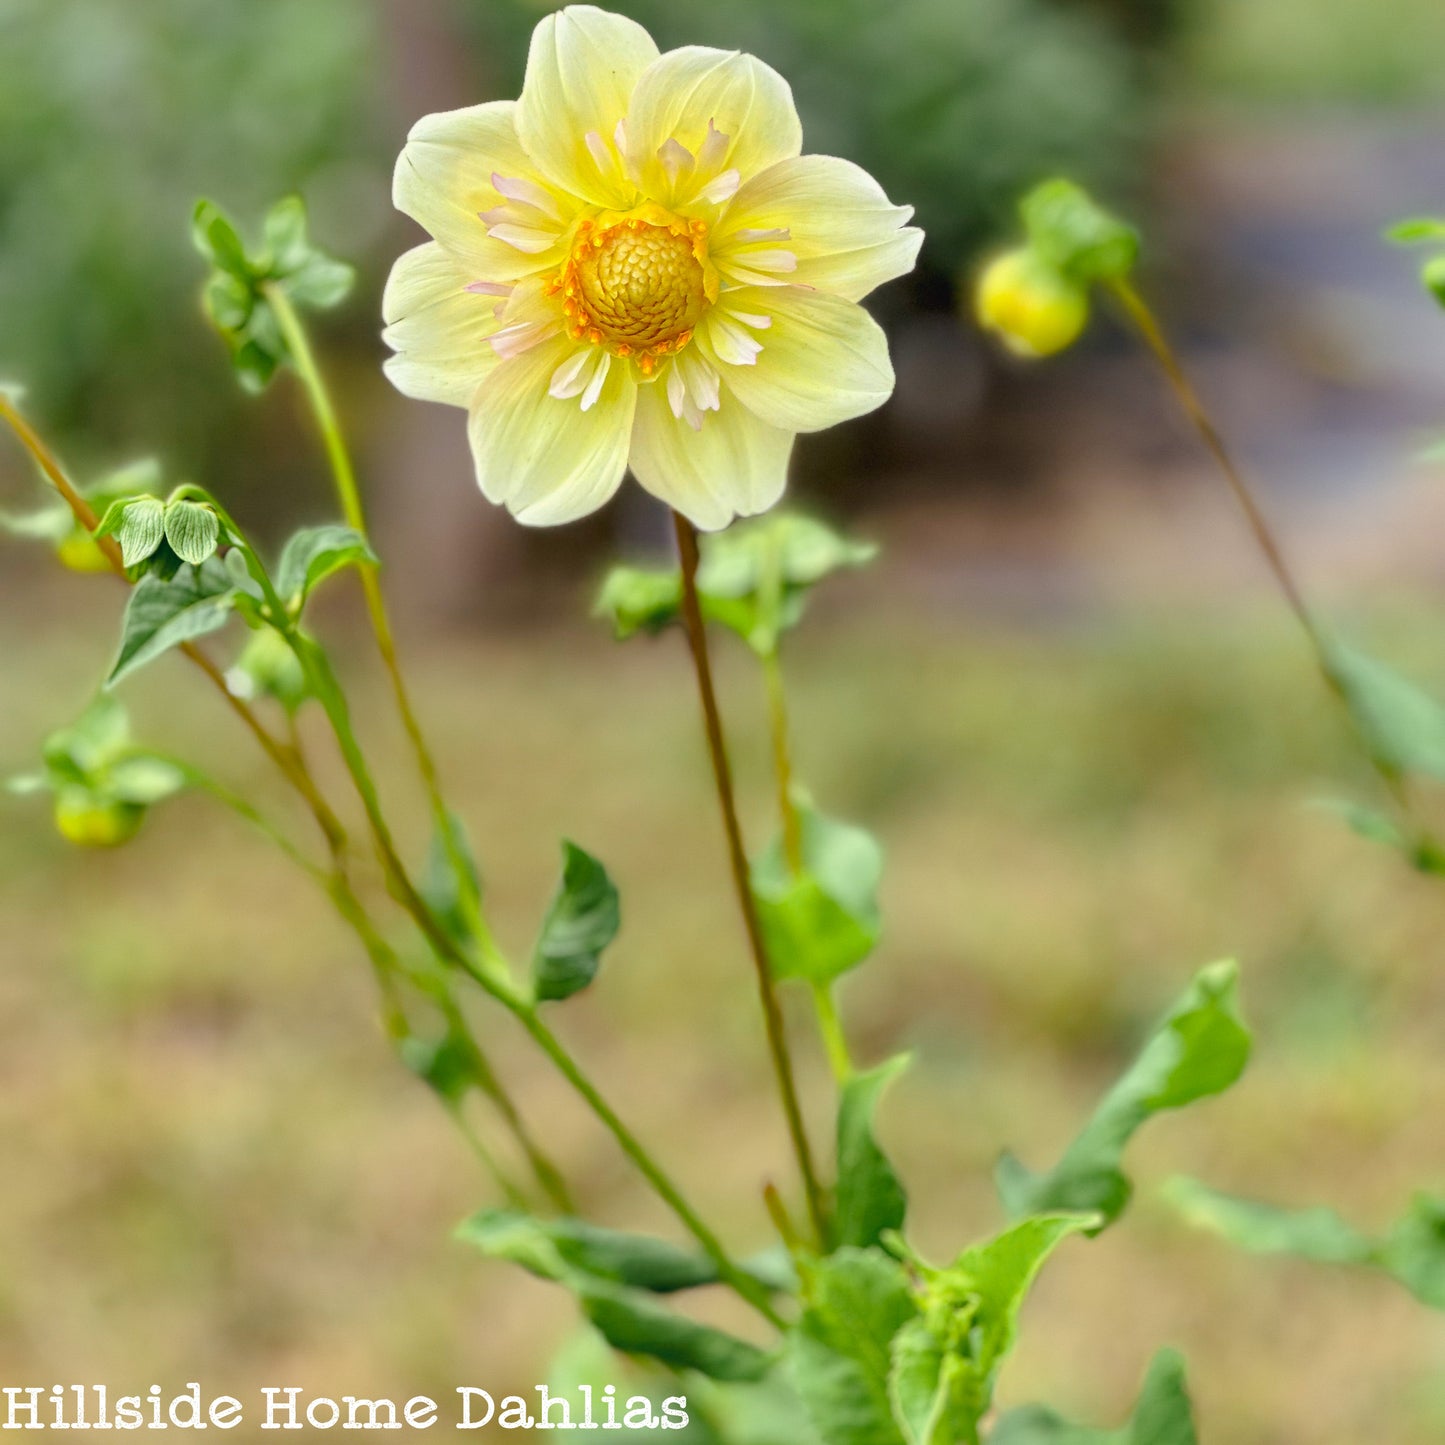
left=383, top=5, right=920, bottom=530
left=974, top=249, right=1089, bottom=359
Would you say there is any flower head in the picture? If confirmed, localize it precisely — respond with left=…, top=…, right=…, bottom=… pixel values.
left=383, top=6, right=921, bottom=530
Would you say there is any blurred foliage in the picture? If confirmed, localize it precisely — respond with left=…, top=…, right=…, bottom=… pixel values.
left=0, top=0, right=383, bottom=485
left=1181, top=0, right=1445, bottom=104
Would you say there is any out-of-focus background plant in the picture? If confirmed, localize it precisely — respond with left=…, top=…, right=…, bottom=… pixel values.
left=3, top=1, right=1445, bottom=1442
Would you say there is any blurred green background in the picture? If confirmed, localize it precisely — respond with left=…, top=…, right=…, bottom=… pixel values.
left=3, top=0, right=1445, bottom=1440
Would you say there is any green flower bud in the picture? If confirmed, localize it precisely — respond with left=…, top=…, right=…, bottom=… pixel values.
left=227, top=627, right=309, bottom=712
left=974, top=249, right=1090, bottom=359
left=53, top=787, right=145, bottom=848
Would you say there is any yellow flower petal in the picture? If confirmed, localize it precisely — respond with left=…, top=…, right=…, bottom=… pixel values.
left=702, top=288, right=895, bottom=434
left=516, top=5, right=659, bottom=208
left=630, top=378, right=794, bottom=530
left=394, top=100, right=568, bottom=278
left=716, top=154, right=922, bottom=301
left=468, top=335, right=637, bottom=525
left=625, top=46, right=802, bottom=203
left=382, top=243, right=506, bottom=407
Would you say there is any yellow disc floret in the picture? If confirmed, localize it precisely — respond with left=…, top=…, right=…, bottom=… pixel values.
left=551, top=203, right=718, bottom=375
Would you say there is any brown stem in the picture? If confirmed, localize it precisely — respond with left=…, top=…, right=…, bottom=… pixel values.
left=672, top=510, right=827, bottom=1246
left=1109, top=278, right=1426, bottom=828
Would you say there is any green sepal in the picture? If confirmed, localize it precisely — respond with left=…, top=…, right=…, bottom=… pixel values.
left=1019, top=179, right=1139, bottom=286
left=531, top=841, right=621, bottom=1003
left=12, top=696, right=186, bottom=835
left=94, top=495, right=166, bottom=568
left=594, top=565, right=684, bottom=640
left=996, top=960, right=1250, bottom=1230
left=752, top=803, right=883, bottom=987
left=594, top=513, right=877, bottom=652
left=162, top=498, right=222, bottom=566
left=226, top=628, right=310, bottom=713
left=834, top=1056, right=910, bottom=1251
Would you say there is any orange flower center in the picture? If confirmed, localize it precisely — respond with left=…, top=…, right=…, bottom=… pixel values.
left=550, top=204, right=718, bottom=375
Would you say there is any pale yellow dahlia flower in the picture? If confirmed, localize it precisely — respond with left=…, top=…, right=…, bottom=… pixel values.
left=382, top=5, right=921, bottom=530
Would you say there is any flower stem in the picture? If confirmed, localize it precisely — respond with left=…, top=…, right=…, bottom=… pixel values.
left=3, top=396, right=772, bottom=1322
left=761, top=650, right=806, bottom=875
left=811, top=982, right=854, bottom=1086
left=1108, top=277, right=1432, bottom=837
left=505, top=993, right=785, bottom=1325
left=264, top=282, right=498, bottom=959
left=761, top=649, right=855, bottom=1083
left=0, top=400, right=576, bottom=1214
left=672, top=511, right=828, bottom=1248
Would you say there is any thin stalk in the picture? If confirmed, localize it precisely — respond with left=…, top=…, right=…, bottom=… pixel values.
left=1, top=399, right=574, bottom=1214
left=761, top=650, right=806, bottom=875
left=1108, top=278, right=1431, bottom=835
left=265, top=615, right=765, bottom=1301
left=264, top=284, right=496, bottom=957
left=810, top=983, right=853, bottom=1086
left=761, top=649, right=855, bottom=1084
left=4, top=399, right=770, bottom=1321
left=507, top=992, right=784, bottom=1326
left=672, top=510, right=827, bottom=1247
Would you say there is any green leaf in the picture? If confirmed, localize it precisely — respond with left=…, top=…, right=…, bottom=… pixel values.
left=1169, top=1178, right=1445, bottom=1312
left=105, top=755, right=187, bottom=806
left=162, top=499, right=221, bottom=566
left=594, top=565, right=683, bottom=639
left=1424, top=255, right=1445, bottom=307
left=457, top=1211, right=771, bottom=1382
left=108, top=559, right=238, bottom=686
left=753, top=805, right=883, bottom=986
left=1386, top=218, right=1445, bottom=244
left=1323, top=642, right=1445, bottom=782
left=194, top=196, right=354, bottom=394
left=532, top=842, right=620, bottom=1003
left=582, top=1282, right=772, bottom=1383
left=400, top=1027, right=492, bottom=1106
left=891, top=1215, right=1097, bottom=1445
left=417, top=810, right=486, bottom=951
left=1019, top=180, right=1139, bottom=285
left=990, top=1350, right=1198, bottom=1445
left=42, top=695, right=131, bottom=779
left=835, top=1056, right=910, bottom=1251
left=0, top=502, right=71, bottom=543
left=95, top=495, right=166, bottom=568
left=791, top=1248, right=918, bottom=1445
left=275, top=523, right=377, bottom=611
left=1380, top=1194, right=1445, bottom=1310
left=192, top=199, right=249, bottom=276
left=890, top=1319, right=978, bottom=1445
left=996, top=960, right=1250, bottom=1229
left=1166, top=1178, right=1375, bottom=1266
